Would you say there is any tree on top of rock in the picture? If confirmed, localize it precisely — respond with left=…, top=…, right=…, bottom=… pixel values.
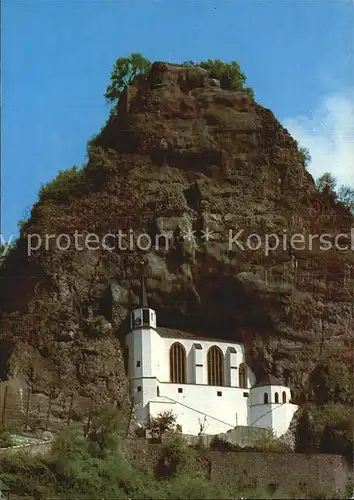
left=316, top=172, right=337, bottom=193
left=105, top=54, right=250, bottom=110
left=183, top=58, right=247, bottom=92
left=316, top=172, right=354, bottom=214
left=337, top=184, right=354, bottom=213
left=105, top=53, right=151, bottom=107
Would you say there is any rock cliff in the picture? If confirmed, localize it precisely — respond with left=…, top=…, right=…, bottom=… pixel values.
left=0, top=62, right=352, bottom=410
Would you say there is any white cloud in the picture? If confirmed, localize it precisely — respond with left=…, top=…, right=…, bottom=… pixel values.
left=283, top=92, right=354, bottom=187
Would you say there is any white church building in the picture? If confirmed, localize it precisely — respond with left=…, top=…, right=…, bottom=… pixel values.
left=126, top=277, right=298, bottom=437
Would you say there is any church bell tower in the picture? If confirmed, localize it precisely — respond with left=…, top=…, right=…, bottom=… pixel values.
left=129, top=264, right=157, bottom=331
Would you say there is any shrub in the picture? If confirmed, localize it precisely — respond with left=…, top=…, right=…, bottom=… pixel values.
left=85, top=146, right=120, bottom=187
left=338, top=184, right=354, bottom=214
left=183, top=59, right=247, bottom=92
left=311, top=404, right=353, bottom=460
left=0, top=453, right=57, bottom=498
left=87, top=405, right=126, bottom=454
left=210, top=435, right=239, bottom=451
left=253, top=430, right=292, bottom=453
left=295, top=409, right=317, bottom=453
left=84, top=315, right=110, bottom=339
left=309, top=362, right=353, bottom=406
left=166, top=473, right=223, bottom=499
left=299, top=146, right=311, bottom=168
left=145, top=410, right=178, bottom=440
left=39, top=165, right=85, bottom=202
left=0, top=431, right=13, bottom=448
left=160, top=431, right=193, bottom=476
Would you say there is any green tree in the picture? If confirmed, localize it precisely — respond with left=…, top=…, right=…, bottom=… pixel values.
left=309, top=362, right=352, bottom=405
left=105, top=53, right=151, bottom=107
left=338, top=184, right=354, bottom=213
left=316, top=172, right=337, bottom=193
left=295, top=409, right=317, bottom=453
left=316, top=173, right=354, bottom=213
left=87, top=405, right=126, bottom=454
left=319, top=423, right=336, bottom=454
left=299, top=146, right=311, bottom=168
left=312, top=404, right=353, bottom=460
left=145, top=410, right=177, bottom=440
left=183, top=58, right=247, bottom=91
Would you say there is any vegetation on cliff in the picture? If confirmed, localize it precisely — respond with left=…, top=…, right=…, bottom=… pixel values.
left=0, top=407, right=349, bottom=499
left=316, top=172, right=354, bottom=213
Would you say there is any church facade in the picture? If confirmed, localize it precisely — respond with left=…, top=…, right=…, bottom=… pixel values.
left=126, top=284, right=298, bottom=437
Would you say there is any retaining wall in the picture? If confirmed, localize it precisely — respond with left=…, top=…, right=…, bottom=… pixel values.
left=126, top=440, right=351, bottom=497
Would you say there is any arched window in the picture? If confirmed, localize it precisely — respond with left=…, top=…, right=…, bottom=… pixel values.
left=282, top=391, right=287, bottom=403
left=275, top=392, right=279, bottom=403
left=238, top=363, right=247, bottom=388
left=169, top=343, right=186, bottom=384
left=207, top=346, right=224, bottom=386
left=264, top=392, right=268, bottom=404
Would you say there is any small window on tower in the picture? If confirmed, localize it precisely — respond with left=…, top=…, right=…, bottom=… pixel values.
left=217, top=391, right=222, bottom=397
left=142, top=309, right=150, bottom=324
left=136, top=361, right=141, bottom=367
left=178, top=387, right=183, bottom=393
left=133, top=316, right=141, bottom=327
left=137, top=386, right=142, bottom=392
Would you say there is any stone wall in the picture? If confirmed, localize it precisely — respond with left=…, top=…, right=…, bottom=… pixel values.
left=178, top=426, right=273, bottom=448
left=125, top=440, right=351, bottom=497
left=0, top=441, right=52, bottom=457
left=219, top=426, right=273, bottom=447
left=209, top=451, right=350, bottom=497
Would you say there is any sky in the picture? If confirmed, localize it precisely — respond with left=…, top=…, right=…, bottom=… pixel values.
left=1, top=0, right=353, bottom=238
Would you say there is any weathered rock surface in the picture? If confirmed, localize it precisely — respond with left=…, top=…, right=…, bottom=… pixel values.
left=0, top=62, right=352, bottom=410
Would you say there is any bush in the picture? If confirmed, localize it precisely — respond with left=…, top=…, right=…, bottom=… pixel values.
left=210, top=435, right=238, bottom=451
left=87, top=405, right=127, bottom=454
left=145, top=410, right=178, bottom=440
left=39, top=165, right=85, bottom=202
left=299, top=146, right=311, bottom=168
left=85, top=146, right=121, bottom=187
left=160, top=432, right=193, bottom=476
left=309, top=362, right=353, bottom=406
left=84, top=315, right=111, bottom=339
left=295, top=409, right=317, bottom=453
left=183, top=59, right=247, bottom=92
left=210, top=432, right=290, bottom=453
left=0, top=452, right=58, bottom=497
left=311, top=404, right=353, bottom=460
left=166, top=473, right=225, bottom=499
left=0, top=431, right=13, bottom=448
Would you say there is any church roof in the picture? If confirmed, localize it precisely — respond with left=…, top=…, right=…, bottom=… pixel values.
left=157, top=327, right=239, bottom=345
left=252, top=374, right=285, bottom=388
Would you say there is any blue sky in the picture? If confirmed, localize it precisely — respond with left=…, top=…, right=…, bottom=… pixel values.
left=2, top=0, right=353, bottom=238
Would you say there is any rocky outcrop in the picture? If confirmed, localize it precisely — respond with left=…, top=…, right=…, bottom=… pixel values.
left=0, top=62, right=352, bottom=411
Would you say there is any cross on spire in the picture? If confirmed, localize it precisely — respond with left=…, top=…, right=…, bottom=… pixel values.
left=140, top=258, right=148, bottom=307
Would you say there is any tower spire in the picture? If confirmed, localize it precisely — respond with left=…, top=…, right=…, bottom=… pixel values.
left=140, top=259, right=148, bottom=307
